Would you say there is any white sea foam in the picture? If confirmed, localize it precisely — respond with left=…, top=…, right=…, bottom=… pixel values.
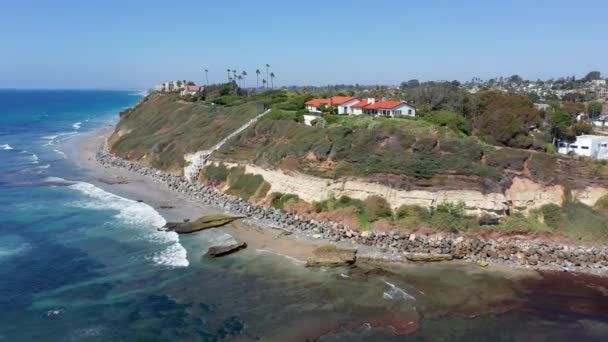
left=42, top=135, right=58, bottom=146
left=36, top=164, right=51, bottom=169
left=29, top=154, right=39, bottom=164
left=42, top=132, right=77, bottom=146
left=44, top=176, right=70, bottom=183
left=72, top=122, right=82, bottom=130
left=382, top=280, right=416, bottom=301
left=0, top=144, right=13, bottom=150
left=53, top=149, right=67, bottom=158
left=68, top=181, right=188, bottom=267
left=0, top=236, right=30, bottom=260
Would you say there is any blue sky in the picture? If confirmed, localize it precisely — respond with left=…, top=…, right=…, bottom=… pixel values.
left=1, top=0, right=607, bottom=89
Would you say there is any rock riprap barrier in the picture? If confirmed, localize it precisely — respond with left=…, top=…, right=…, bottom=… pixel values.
left=96, top=142, right=608, bottom=273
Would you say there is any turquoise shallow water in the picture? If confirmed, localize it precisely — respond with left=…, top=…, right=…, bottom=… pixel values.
left=1, top=90, right=608, bottom=341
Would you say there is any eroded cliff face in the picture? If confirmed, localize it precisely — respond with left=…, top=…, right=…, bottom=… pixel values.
left=205, top=161, right=603, bottom=217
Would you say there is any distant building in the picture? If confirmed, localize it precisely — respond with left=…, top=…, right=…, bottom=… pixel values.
left=154, top=80, right=189, bottom=93
left=558, top=135, right=608, bottom=159
left=306, top=97, right=416, bottom=117
left=591, top=79, right=606, bottom=87
left=180, top=85, right=204, bottom=96
left=305, top=96, right=358, bottom=113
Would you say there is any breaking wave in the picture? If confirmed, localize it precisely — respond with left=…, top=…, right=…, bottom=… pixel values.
left=72, top=122, right=82, bottom=130
left=68, top=181, right=189, bottom=267
left=1, top=144, right=13, bottom=150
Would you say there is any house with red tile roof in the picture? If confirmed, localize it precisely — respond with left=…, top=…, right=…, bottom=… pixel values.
left=305, top=96, right=359, bottom=113
left=180, top=85, right=204, bottom=96
left=306, top=96, right=416, bottom=117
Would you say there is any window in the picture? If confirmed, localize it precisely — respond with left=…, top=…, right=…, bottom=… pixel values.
left=408, top=109, right=412, bottom=115
left=581, top=146, right=589, bottom=149
left=559, top=143, right=567, bottom=147
left=570, top=145, right=578, bottom=149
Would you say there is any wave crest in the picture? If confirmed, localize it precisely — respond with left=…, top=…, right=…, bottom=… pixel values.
left=68, top=181, right=189, bottom=267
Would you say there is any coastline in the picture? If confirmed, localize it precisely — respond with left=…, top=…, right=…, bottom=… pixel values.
left=69, top=125, right=608, bottom=277
left=67, top=126, right=323, bottom=263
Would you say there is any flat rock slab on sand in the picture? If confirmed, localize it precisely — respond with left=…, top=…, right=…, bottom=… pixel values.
left=205, top=242, right=248, bottom=258
left=306, top=245, right=357, bottom=267
left=164, top=214, right=243, bottom=234
left=405, top=253, right=453, bottom=262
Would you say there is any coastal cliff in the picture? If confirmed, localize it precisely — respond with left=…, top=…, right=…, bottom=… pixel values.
left=107, top=92, right=608, bottom=247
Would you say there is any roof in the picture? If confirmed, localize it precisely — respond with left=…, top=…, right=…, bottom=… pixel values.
left=305, top=98, right=331, bottom=107
left=365, top=100, right=408, bottom=110
left=329, top=96, right=357, bottom=105
left=305, top=96, right=357, bottom=107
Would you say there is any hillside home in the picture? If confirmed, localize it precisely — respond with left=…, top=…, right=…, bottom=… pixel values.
left=360, top=100, right=416, bottom=117
left=558, top=135, right=608, bottom=159
left=180, top=85, right=204, bottom=96
left=307, top=97, right=416, bottom=117
left=305, top=96, right=358, bottom=113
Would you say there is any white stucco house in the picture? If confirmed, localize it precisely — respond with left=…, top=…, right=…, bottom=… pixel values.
left=180, top=85, right=204, bottom=96
left=305, top=96, right=358, bottom=113
left=558, top=135, right=608, bottom=159
left=359, top=100, right=416, bottom=117
left=306, top=97, right=416, bottom=117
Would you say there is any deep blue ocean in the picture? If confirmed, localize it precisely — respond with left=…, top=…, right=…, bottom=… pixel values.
left=1, top=90, right=608, bottom=341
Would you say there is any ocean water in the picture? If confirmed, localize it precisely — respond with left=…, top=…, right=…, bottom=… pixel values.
left=1, top=90, right=608, bottom=341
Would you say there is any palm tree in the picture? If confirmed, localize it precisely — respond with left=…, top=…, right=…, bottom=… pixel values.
left=204, top=69, right=209, bottom=86
left=226, top=68, right=231, bottom=82
left=270, top=72, right=275, bottom=89
left=265, top=64, right=270, bottom=88
left=237, top=75, right=243, bottom=88
left=232, top=69, right=237, bottom=80
left=262, top=79, right=267, bottom=88
left=255, top=69, right=261, bottom=88
left=241, top=71, right=247, bottom=88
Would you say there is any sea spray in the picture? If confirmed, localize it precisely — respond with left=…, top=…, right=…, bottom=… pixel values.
left=68, top=181, right=189, bottom=267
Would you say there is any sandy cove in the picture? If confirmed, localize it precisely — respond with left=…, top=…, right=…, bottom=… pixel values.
left=66, top=126, right=607, bottom=277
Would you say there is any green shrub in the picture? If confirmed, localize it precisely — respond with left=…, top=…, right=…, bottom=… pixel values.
left=429, top=202, right=473, bottom=231
left=539, top=203, right=562, bottom=228
left=270, top=193, right=300, bottom=210
left=485, top=148, right=530, bottom=171
left=396, top=205, right=430, bottom=220
left=203, top=163, right=229, bottom=183
left=226, top=168, right=266, bottom=200
left=363, top=195, right=393, bottom=222
left=423, top=110, right=471, bottom=134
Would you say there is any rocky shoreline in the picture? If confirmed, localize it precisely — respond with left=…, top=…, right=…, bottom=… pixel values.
left=95, top=142, right=608, bottom=274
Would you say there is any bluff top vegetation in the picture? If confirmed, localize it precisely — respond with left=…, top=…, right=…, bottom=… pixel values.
left=109, top=93, right=264, bottom=171
left=110, top=84, right=608, bottom=191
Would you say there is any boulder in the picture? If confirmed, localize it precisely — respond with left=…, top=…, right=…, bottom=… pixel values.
left=405, top=253, right=453, bottom=262
left=164, top=214, right=243, bottom=234
left=205, top=242, right=247, bottom=258
left=306, top=245, right=357, bottom=267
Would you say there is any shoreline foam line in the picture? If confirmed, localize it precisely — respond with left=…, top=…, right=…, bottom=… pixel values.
left=67, top=180, right=189, bottom=268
